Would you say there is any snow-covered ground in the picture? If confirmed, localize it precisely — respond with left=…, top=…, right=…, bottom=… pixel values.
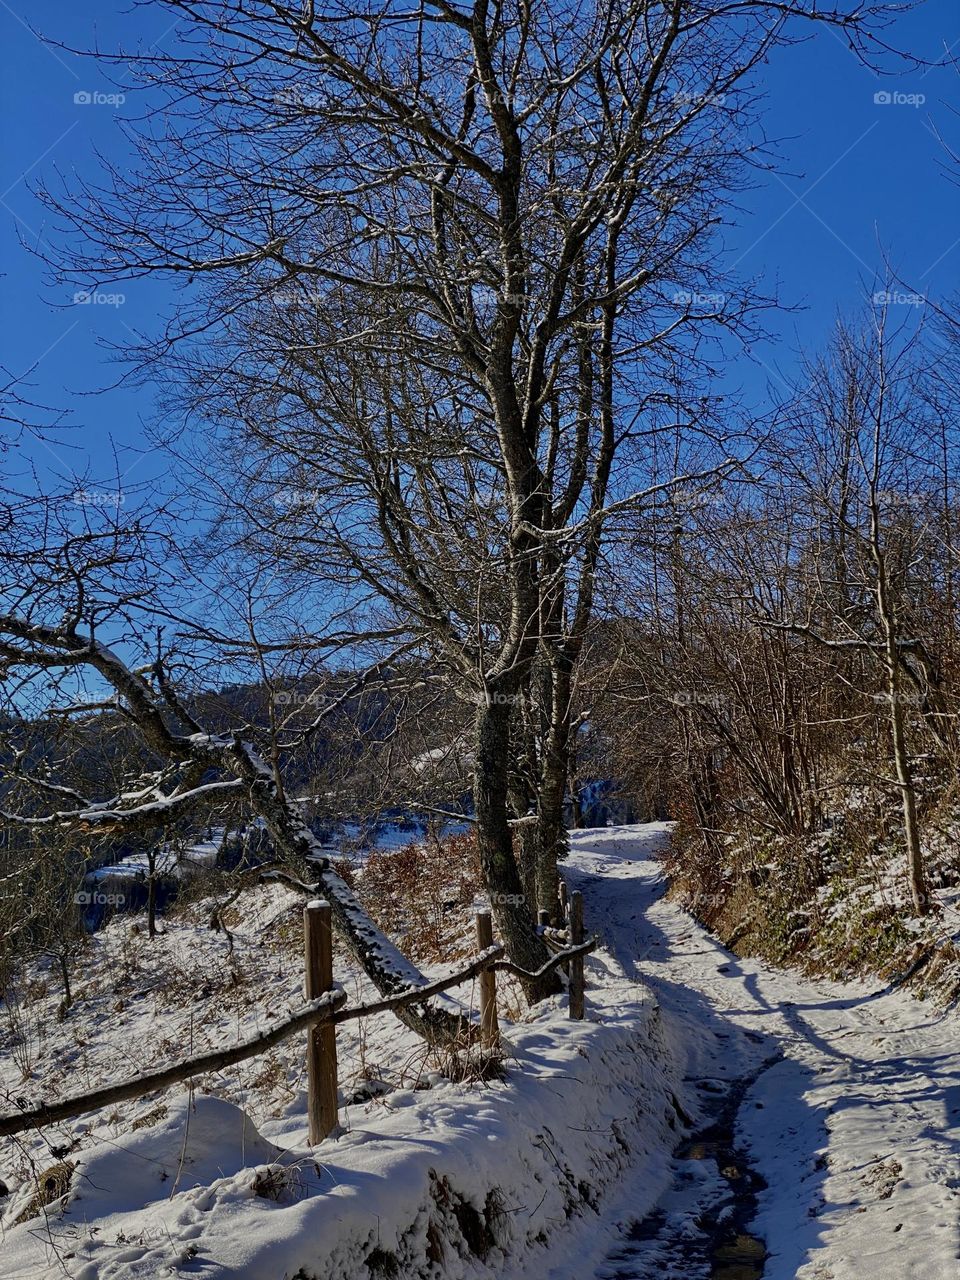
left=0, top=829, right=686, bottom=1280
left=567, top=825, right=960, bottom=1280
left=2, top=823, right=957, bottom=1279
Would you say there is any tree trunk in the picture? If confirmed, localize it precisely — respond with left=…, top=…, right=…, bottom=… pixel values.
left=223, top=740, right=467, bottom=1043
left=512, top=809, right=539, bottom=913
left=507, top=706, right=539, bottom=911
left=536, top=665, right=572, bottom=920
left=887, top=675, right=927, bottom=915
left=58, top=952, right=72, bottom=1010
left=473, top=697, right=559, bottom=1000
left=874, top=539, right=928, bottom=916
left=146, top=851, right=157, bottom=939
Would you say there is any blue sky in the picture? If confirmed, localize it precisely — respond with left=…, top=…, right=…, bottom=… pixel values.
left=1, top=1, right=958, bottom=500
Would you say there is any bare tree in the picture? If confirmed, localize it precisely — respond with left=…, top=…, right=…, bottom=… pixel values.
left=598, top=302, right=960, bottom=935
left=0, top=503, right=471, bottom=1041
left=33, top=0, right=902, bottom=981
left=757, top=314, right=960, bottom=915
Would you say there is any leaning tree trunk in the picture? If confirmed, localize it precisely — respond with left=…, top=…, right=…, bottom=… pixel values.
left=473, top=696, right=559, bottom=1001
left=223, top=739, right=467, bottom=1043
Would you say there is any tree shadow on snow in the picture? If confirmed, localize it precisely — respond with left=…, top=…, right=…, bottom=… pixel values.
left=567, top=835, right=835, bottom=1279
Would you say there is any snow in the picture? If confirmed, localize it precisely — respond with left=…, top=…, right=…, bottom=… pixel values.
left=0, top=885, right=686, bottom=1279
left=2, top=823, right=958, bottom=1279
left=567, top=824, right=960, bottom=1280
left=89, top=834, right=221, bottom=885
left=322, top=818, right=474, bottom=859
left=4, top=1096, right=280, bottom=1230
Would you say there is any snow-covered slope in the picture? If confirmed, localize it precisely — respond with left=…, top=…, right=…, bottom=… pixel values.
left=0, top=829, right=688, bottom=1280
left=3, top=823, right=957, bottom=1280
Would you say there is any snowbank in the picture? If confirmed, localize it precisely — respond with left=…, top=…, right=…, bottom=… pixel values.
left=1, top=918, right=686, bottom=1278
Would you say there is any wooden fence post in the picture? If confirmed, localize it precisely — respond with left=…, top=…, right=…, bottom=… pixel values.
left=568, top=891, right=585, bottom=1020
left=304, top=900, right=338, bottom=1143
left=537, top=908, right=551, bottom=929
left=558, top=881, right=571, bottom=973
left=475, top=911, right=499, bottom=1048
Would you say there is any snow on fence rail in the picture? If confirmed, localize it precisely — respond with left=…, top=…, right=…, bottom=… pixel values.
left=0, top=887, right=594, bottom=1143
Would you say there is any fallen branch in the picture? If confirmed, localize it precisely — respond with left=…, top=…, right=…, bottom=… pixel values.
left=330, top=943, right=504, bottom=1025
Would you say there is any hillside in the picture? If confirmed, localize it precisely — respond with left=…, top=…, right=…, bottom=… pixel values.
left=2, top=825, right=958, bottom=1279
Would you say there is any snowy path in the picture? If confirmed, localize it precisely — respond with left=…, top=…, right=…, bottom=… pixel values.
left=565, top=824, right=960, bottom=1280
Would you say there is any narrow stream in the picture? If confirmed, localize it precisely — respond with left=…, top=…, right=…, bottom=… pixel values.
left=672, top=1070, right=770, bottom=1280
left=599, top=1056, right=780, bottom=1279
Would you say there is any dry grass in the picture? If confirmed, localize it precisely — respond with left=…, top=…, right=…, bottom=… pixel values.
left=130, top=1102, right=169, bottom=1131
left=251, top=1162, right=306, bottom=1202
left=358, top=833, right=482, bottom=964
left=14, top=1160, right=74, bottom=1226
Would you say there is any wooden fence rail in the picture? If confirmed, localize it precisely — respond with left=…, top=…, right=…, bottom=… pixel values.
left=490, top=935, right=595, bottom=981
left=0, top=988, right=348, bottom=1138
left=0, top=881, right=593, bottom=1144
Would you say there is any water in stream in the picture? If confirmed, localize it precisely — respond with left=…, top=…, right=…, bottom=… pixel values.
left=597, top=1060, right=779, bottom=1279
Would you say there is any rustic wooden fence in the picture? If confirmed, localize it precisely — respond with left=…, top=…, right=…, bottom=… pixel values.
left=0, top=883, right=594, bottom=1144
